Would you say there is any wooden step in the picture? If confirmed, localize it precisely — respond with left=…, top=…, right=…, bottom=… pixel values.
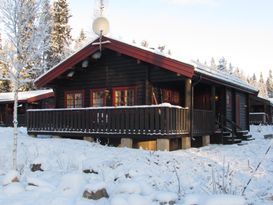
left=241, top=134, right=254, bottom=141
left=224, top=138, right=242, bottom=144
left=236, top=130, right=248, bottom=135
left=214, top=130, right=232, bottom=136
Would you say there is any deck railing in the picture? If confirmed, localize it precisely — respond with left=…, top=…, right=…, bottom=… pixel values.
left=249, top=112, right=268, bottom=125
left=27, top=105, right=189, bottom=137
left=4, top=114, right=26, bottom=127
left=192, top=109, right=215, bottom=136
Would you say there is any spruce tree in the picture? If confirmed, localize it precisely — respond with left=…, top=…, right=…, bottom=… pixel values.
left=74, top=29, right=87, bottom=50
left=266, top=69, right=273, bottom=98
left=258, top=72, right=268, bottom=98
left=38, top=0, right=53, bottom=73
left=48, top=0, right=72, bottom=68
left=210, top=57, right=216, bottom=69
left=218, top=57, right=227, bottom=71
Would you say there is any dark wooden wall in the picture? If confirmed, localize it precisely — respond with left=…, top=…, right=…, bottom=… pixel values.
left=194, top=83, right=212, bottom=110
left=236, top=92, right=247, bottom=130
left=226, top=89, right=233, bottom=127
left=53, top=49, right=184, bottom=108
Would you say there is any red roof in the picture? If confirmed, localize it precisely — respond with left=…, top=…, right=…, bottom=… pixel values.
left=35, top=36, right=194, bottom=87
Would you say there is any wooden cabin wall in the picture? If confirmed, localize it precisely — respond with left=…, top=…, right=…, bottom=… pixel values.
left=193, top=83, right=211, bottom=110
left=235, top=92, right=248, bottom=130
left=53, top=49, right=184, bottom=108
left=225, top=89, right=248, bottom=130
left=225, top=89, right=233, bottom=127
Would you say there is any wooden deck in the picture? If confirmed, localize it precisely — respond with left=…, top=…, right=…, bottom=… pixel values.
left=27, top=105, right=190, bottom=138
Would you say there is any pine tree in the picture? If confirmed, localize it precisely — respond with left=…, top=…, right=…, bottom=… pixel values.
left=249, top=73, right=258, bottom=88
left=74, top=29, right=87, bottom=50
left=218, top=57, right=227, bottom=71
left=38, top=0, right=53, bottom=73
left=210, top=57, right=216, bottom=69
left=48, top=0, right=72, bottom=68
left=258, top=72, right=268, bottom=98
left=228, top=63, right=233, bottom=73
left=266, top=69, right=273, bottom=98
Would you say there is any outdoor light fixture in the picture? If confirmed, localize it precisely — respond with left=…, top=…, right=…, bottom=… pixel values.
left=92, top=51, right=102, bottom=59
left=82, top=60, right=89, bottom=68
left=67, top=70, right=75, bottom=77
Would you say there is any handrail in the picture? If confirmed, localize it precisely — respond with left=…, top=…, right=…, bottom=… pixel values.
left=215, top=114, right=242, bottom=144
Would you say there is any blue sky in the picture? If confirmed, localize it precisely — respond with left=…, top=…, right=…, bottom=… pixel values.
left=69, top=0, right=273, bottom=77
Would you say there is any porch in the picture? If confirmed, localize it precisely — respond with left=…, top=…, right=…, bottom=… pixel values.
left=27, top=105, right=215, bottom=141
left=27, top=105, right=190, bottom=138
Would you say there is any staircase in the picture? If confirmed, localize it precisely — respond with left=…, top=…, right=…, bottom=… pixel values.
left=213, top=116, right=254, bottom=145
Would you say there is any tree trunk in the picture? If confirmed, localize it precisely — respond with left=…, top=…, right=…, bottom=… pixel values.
left=12, top=80, right=18, bottom=170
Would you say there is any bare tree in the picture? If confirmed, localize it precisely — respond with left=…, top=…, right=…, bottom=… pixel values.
left=0, top=0, right=46, bottom=170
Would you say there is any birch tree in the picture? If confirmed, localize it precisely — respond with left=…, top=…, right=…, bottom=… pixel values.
left=0, top=0, right=47, bottom=170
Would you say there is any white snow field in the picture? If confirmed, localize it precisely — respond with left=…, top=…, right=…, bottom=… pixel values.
left=0, top=125, right=272, bottom=205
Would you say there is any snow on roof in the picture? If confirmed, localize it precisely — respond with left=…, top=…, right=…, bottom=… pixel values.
left=34, top=35, right=193, bottom=84
left=0, top=89, right=54, bottom=103
left=34, top=36, right=100, bottom=84
left=192, top=61, right=258, bottom=93
left=35, top=35, right=257, bottom=93
left=269, top=98, right=273, bottom=105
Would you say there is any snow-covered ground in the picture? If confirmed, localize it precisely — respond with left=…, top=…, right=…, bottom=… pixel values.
left=0, top=125, right=272, bottom=205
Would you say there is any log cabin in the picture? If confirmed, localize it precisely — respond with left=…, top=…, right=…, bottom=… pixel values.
left=27, top=36, right=258, bottom=150
left=0, top=89, right=54, bottom=127
left=249, top=95, right=273, bottom=124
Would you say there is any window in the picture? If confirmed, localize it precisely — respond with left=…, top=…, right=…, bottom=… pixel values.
left=113, top=87, right=136, bottom=106
left=162, top=89, right=180, bottom=105
left=65, top=90, right=84, bottom=108
left=90, top=89, right=106, bottom=107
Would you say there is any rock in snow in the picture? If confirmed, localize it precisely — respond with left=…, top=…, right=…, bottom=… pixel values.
left=83, top=181, right=109, bottom=200
left=154, top=191, right=177, bottom=204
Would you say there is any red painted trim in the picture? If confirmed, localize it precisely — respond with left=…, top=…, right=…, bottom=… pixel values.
left=64, top=90, right=85, bottom=108
left=90, top=88, right=107, bottom=107
left=27, top=92, right=55, bottom=103
left=112, top=86, right=137, bottom=106
left=103, top=38, right=194, bottom=78
left=36, top=45, right=98, bottom=87
left=35, top=36, right=194, bottom=87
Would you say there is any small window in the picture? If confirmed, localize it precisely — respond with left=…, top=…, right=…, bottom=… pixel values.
left=65, top=90, right=84, bottom=108
left=113, top=87, right=136, bottom=106
left=162, top=89, right=180, bottom=105
left=91, top=89, right=106, bottom=107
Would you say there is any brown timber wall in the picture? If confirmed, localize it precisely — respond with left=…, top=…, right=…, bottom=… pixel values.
left=52, top=49, right=184, bottom=108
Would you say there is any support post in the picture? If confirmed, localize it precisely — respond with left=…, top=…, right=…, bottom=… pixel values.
left=202, top=135, right=210, bottom=146
left=120, top=138, right=133, bottom=148
left=83, top=136, right=95, bottom=142
left=182, top=135, right=191, bottom=149
left=184, top=78, right=192, bottom=149
left=156, top=139, right=170, bottom=151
